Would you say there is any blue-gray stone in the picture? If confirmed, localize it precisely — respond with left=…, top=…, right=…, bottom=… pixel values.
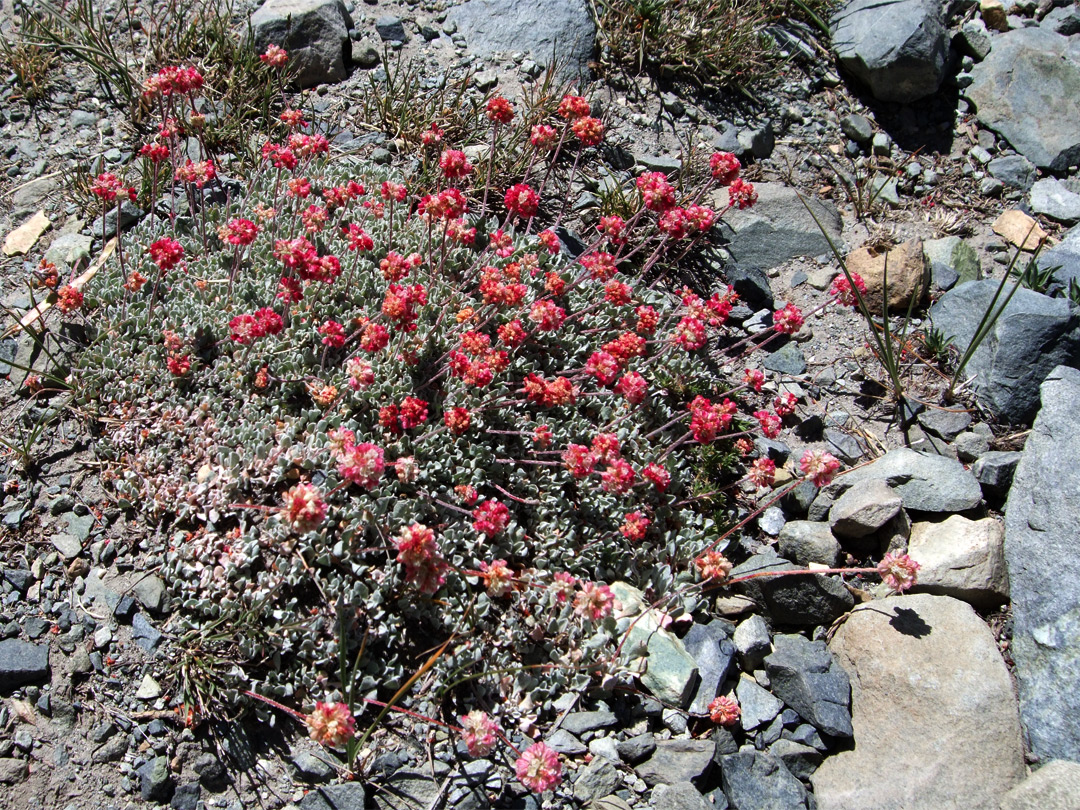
left=763, top=343, right=806, bottom=375
left=987, top=154, right=1037, bottom=191
left=684, top=621, right=736, bottom=715
left=374, top=15, right=405, bottom=41
left=561, top=708, right=617, bottom=736
left=764, top=634, right=852, bottom=738
left=250, top=0, right=354, bottom=88
left=736, top=675, right=783, bottom=731
left=131, top=613, right=163, bottom=653
left=0, top=639, right=49, bottom=689
left=720, top=751, right=808, bottom=810
left=729, top=551, right=854, bottom=626
left=973, top=450, right=1022, bottom=495
left=139, top=755, right=173, bottom=802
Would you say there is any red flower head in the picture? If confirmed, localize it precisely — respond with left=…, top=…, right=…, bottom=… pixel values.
left=709, top=151, right=741, bottom=185
left=557, top=94, right=590, bottom=120
left=504, top=183, right=539, bottom=219
left=439, top=149, right=473, bottom=180
left=530, top=124, right=558, bottom=151
left=727, top=178, right=758, bottom=209
left=571, top=116, right=604, bottom=147
left=485, top=95, right=514, bottom=125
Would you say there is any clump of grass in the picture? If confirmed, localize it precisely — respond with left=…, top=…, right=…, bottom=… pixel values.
left=0, top=12, right=60, bottom=104
left=592, top=0, right=832, bottom=92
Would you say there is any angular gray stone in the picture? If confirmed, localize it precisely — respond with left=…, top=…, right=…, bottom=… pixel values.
left=735, top=674, right=783, bottom=731
left=763, top=343, right=806, bottom=375
left=653, top=782, right=710, bottom=810
left=714, top=183, right=842, bottom=272
left=907, top=515, right=1009, bottom=607
left=0, top=758, right=28, bottom=785
left=916, top=407, right=972, bottom=441
left=1030, top=177, right=1080, bottom=225
left=445, top=0, right=594, bottom=82
left=777, top=521, right=842, bottom=567
left=765, top=634, right=853, bottom=738
left=930, top=280, right=1080, bottom=423
left=767, top=739, right=822, bottom=780
left=967, top=28, right=1080, bottom=171
left=987, top=154, right=1037, bottom=191
left=733, top=614, right=772, bottom=672
left=139, top=755, right=173, bottom=803
left=829, top=479, right=903, bottom=538
left=617, top=733, right=656, bottom=764
left=998, top=760, right=1080, bottom=810
left=299, top=783, right=369, bottom=810
left=1038, top=224, right=1080, bottom=291
left=956, top=19, right=992, bottom=60
left=561, top=709, right=617, bottom=736
left=250, top=0, right=353, bottom=88
left=574, top=758, right=619, bottom=802
left=729, top=551, right=854, bottom=626
left=824, top=428, right=865, bottom=464
left=546, top=728, right=586, bottom=755
left=830, top=0, right=947, bottom=103
left=684, top=621, right=736, bottom=716
left=634, top=739, right=715, bottom=787
left=720, top=751, right=807, bottom=810
left=374, top=15, right=405, bottom=42
left=813, top=448, right=982, bottom=515
left=44, top=233, right=93, bottom=271
left=811, top=595, right=1024, bottom=809
left=1043, top=3, right=1080, bottom=36
left=132, top=612, right=163, bottom=652
left=839, top=114, right=872, bottom=143
left=0, top=639, right=49, bottom=689
left=972, top=450, right=1022, bottom=495
left=923, top=236, right=981, bottom=289
left=1005, top=366, right=1080, bottom=762
left=291, top=748, right=335, bottom=781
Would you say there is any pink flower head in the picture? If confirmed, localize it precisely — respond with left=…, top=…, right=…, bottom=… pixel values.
left=585, top=351, right=621, bottom=386
left=444, top=406, right=472, bottom=435
left=572, top=116, right=604, bottom=147
left=460, top=710, right=499, bottom=757
left=344, top=223, right=375, bottom=252
left=280, top=108, right=307, bottom=129
left=515, top=741, right=562, bottom=793
left=398, top=396, right=429, bottom=429
left=395, top=523, right=447, bottom=594
left=744, top=368, right=765, bottom=392
left=380, top=181, right=408, bottom=202
left=339, top=442, right=385, bottom=490
left=688, top=396, right=737, bottom=443
left=598, top=215, right=626, bottom=244
left=166, top=354, right=190, bottom=376
left=281, top=483, right=327, bottom=533
left=877, top=552, right=920, bottom=593
left=643, top=462, right=671, bottom=492
left=773, top=303, right=804, bottom=335
left=360, top=322, right=390, bottom=353
left=439, top=149, right=473, bottom=180
left=530, top=124, right=558, bottom=151
left=773, top=392, right=798, bottom=416
left=537, top=229, right=561, bottom=255
left=318, top=320, right=346, bottom=348
left=306, top=702, right=355, bottom=748
left=489, top=229, right=514, bottom=258
left=708, top=695, right=741, bottom=726
left=830, top=272, right=868, bottom=307
left=727, top=177, right=758, bottom=209
left=710, top=152, right=741, bottom=185
left=799, top=448, right=841, bottom=487
left=574, top=582, right=616, bottom=622
left=601, top=459, right=636, bottom=494
left=636, top=172, right=677, bottom=213
left=148, top=237, right=185, bottom=272
left=562, top=444, right=597, bottom=479
left=55, top=285, right=83, bottom=314
left=748, top=457, right=777, bottom=488
left=504, top=183, right=539, bottom=219
left=139, top=142, right=169, bottom=163
left=421, top=123, right=444, bottom=146
left=591, top=433, right=621, bottom=464
left=479, top=559, right=514, bottom=597
left=260, top=43, right=289, bottom=68
left=615, top=372, right=648, bottom=405
left=529, top=299, right=566, bottom=332
left=557, top=94, right=590, bottom=120
left=175, top=159, right=216, bottom=188
left=754, top=410, right=782, bottom=439
left=695, top=550, right=733, bottom=582
left=485, top=95, right=514, bottom=124
left=347, top=357, right=375, bottom=389
left=532, top=425, right=554, bottom=449
left=221, top=218, right=258, bottom=246
left=659, top=207, right=691, bottom=240
left=472, top=499, right=510, bottom=538
left=551, top=571, right=577, bottom=603
left=620, top=511, right=650, bottom=542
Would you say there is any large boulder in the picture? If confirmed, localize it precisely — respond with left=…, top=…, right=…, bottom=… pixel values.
left=930, top=280, right=1080, bottom=424
left=713, top=183, right=842, bottom=272
left=967, top=28, right=1080, bottom=171
left=250, top=0, right=352, bottom=88
left=999, top=760, right=1080, bottom=810
left=1005, top=366, right=1080, bottom=762
left=812, top=594, right=1025, bottom=809
left=445, top=0, right=595, bottom=82
left=829, top=0, right=948, bottom=103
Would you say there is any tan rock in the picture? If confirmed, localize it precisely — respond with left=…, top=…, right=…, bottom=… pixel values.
left=981, top=0, right=1010, bottom=31
left=907, top=515, right=1009, bottom=607
left=999, top=760, right=1080, bottom=810
left=993, top=210, right=1049, bottom=251
left=811, top=594, right=1025, bottom=810
left=2, top=210, right=51, bottom=256
left=844, top=239, right=928, bottom=313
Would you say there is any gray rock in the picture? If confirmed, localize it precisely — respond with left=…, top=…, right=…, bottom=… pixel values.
left=736, top=674, right=784, bottom=731
left=44, top=233, right=93, bottom=271
left=634, top=739, right=715, bottom=787
left=0, top=758, right=28, bottom=785
left=132, top=612, right=163, bottom=652
left=763, top=343, right=806, bottom=375
left=987, top=154, right=1037, bottom=191
left=967, top=28, right=1080, bottom=170
left=653, top=782, right=710, bottom=810
left=823, top=428, right=865, bottom=465
left=720, top=751, right=807, bottom=810
left=758, top=506, right=786, bottom=537
left=764, top=634, right=853, bottom=738
left=561, top=709, right=617, bottom=736
left=589, top=735, right=621, bottom=764
left=299, top=783, right=368, bottom=810
left=916, top=407, right=972, bottom=441
left=738, top=122, right=775, bottom=160
left=133, top=575, right=167, bottom=613
left=733, top=614, right=772, bottom=672
left=830, top=0, right=947, bottom=102
left=292, top=748, right=335, bottom=781
left=956, top=19, right=992, bottom=60
left=374, top=15, right=405, bottom=42
left=723, top=264, right=775, bottom=311
left=812, top=594, right=1025, bottom=809
left=1038, top=224, right=1080, bottom=291
left=777, top=521, right=842, bottom=567
left=0, top=639, right=49, bottom=689
left=445, top=0, right=594, bottom=82
left=352, top=41, right=379, bottom=68
left=636, top=154, right=683, bottom=174
left=171, top=783, right=201, bottom=810
left=839, top=114, right=872, bottom=143
left=954, top=429, right=991, bottom=462
left=250, top=0, right=353, bottom=88
left=684, top=621, right=736, bottom=715
left=715, top=183, right=842, bottom=273
left=755, top=438, right=791, bottom=465
left=812, top=448, right=982, bottom=515
left=574, top=758, right=619, bottom=802
left=907, top=515, right=1009, bottom=607
left=1030, top=177, right=1080, bottom=225
left=729, top=551, right=854, bottom=626
left=998, top=760, right=1080, bottom=810
left=972, top=450, right=1022, bottom=495
left=1043, top=3, right=1080, bottom=36
left=139, top=755, right=173, bottom=803
left=616, top=733, right=656, bottom=764
left=91, top=735, right=128, bottom=763
left=828, top=479, right=903, bottom=538
left=931, top=280, right=1080, bottom=423
left=923, top=236, right=981, bottom=290
left=546, top=728, right=586, bottom=755
left=51, top=533, right=82, bottom=560
left=767, top=739, right=822, bottom=780
left=63, top=511, right=95, bottom=542
left=1005, top=366, right=1080, bottom=762
left=370, top=771, right=440, bottom=810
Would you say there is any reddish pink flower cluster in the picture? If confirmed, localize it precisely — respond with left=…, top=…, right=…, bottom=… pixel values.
left=504, top=183, right=540, bottom=219
left=727, top=177, right=758, bottom=209
left=696, top=550, right=733, bottom=582
left=480, top=559, right=514, bottom=596
left=773, top=303, right=805, bottom=335
left=571, top=116, right=604, bottom=146
left=229, top=307, right=283, bottom=344
left=260, top=44, right=288, bottom=68
left=55, top=285, right=83, bottom=314
left=142, top=65, right=204, bottom=99
left=444, top=406, right=472, bottom=435
left=830, top=272, right=869, bottom=307
left=336, top=441, right=386, bottom=490
left=175, top=159, right=217, bottom=188
left=306, top=701, right=354, bottom=748
left=281, top=483, right=327, bottom=533
left=420, top=188, right=468, bottom=221
left=557, top=94, right=590, bottom=120
left=744, top=368, right=765, bottom=392
left=515, top=742, right=562, bottom=794
left=688, top=396, right=737, bottom=443
left=657, top=205, right=716, bottom=240
left=531, top=124, right=558, bottom=151
left=573, top=582, right=617, bottom=621
left=148, top=237, right=185, bottom=272
left=620, top=511, right=650, bottom=541
left=643, top=462, right=671, bottom=492
left=472, top=498, right=510, bottom=537
left=877, top=552, right=920, bottom=593
left=774, top=392, right=798, bottom=416
left=708, top=695, right=741, bottom=726
left=91, top=173, right=136, bottom=203
left=460, top=710, right=499, bottom=757
left=748, top=457, right=777, bottom=488
left=637, top=172, right=677, bottom=213
left=614, top=371, right=648, bottom=405
left=709, top=151, right=741, bottom=185
left=798, top=448, right=841, bottom=487
left=219, top=218, right=258, bottom=246
left=486, top=95, right=514, bottom=124
left=318, top=319, right=346, bottom=348
left=439, top=149, right=473, bottom=180
left=395, top=523, right=447, bottom=594
left=754, top=410, right=782, bottom=439
left=382, top=283, right=427, bottom=331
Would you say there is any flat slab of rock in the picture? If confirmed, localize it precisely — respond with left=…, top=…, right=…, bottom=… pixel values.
left=1005, top=366, right=1080, bottom=762
left=250, top=0, right=352, bottom=88
left=634, top=739, right=715, bottom=787
left=1030, top=177, right=1080, bottom=225
left=999, top=760, right=1080, bottom=810
left=445, top=0, right=595, bottom=81
left=777, top=521, right=842, bottom=567
left=812, top=594, right=1024, bottom=809
left=729, top=551, right=854, bottom=626
left=830, top=0, right=947, bottom=102
left=930, top=280, right=1080, bottom=423
left=765, top=635, right=852, bottom=738
left=967, top=28, right=1080, bottom=170
left=0, top=639, right=49, bottom=690
left=714, top=183, right=842, bottom=272
left=828, top=479, right=902, bottom=538
left=907, top=515, right=1009, bottom=607
left=720, top=751, right=808, bottom=810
